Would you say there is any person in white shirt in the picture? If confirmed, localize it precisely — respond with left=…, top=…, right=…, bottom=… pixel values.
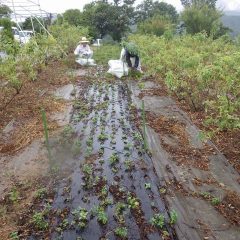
left=74, top=37, right=93, bottom=59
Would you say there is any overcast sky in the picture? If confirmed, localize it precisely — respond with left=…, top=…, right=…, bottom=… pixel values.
left=38, top=0, right=240, bottom=14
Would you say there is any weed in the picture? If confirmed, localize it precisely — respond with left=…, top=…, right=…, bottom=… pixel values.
left=9, top=232, right=19, bottom=240
left=127, top=195, right=140, bottom=209
left=150, top=213, right=165, bottom=229
left=170, top=210, right=178, bottom=225
left=9, top=188, right=19, bottom=203
left=200, top=192, right=211, bottom=199
left=211, top=197, right=221, bottom=205
left=138, top=82, right=145, bottom=90
left=35, top=188, right=47, bottom=199
left=114, top=227, right=128, bottom=238
left=32, top=211, right=49, bottom=230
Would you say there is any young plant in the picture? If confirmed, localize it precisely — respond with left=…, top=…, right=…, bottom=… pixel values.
left=98, top=132, right=108, bottom=142
left=9, top=188, right=19, bottom=203
left=124, top=160, right=134, bottom=171
left=9, top=232, right=19, bottom=240
left=211, top=197, right=221, bottom=205
left=114, top=227, right=128, bottom=238
left=35, top=188, right=47, bottom=199
left=97, top=207, right=108, bottom=225
left=32, top=211, right=49, bottom=230
left=109, top=153, right=119, bottom=165
left=72, top=207, right=89, bottom=229
left=150, top=213, right=165, bottom=229
left=127, top=195, right=140, bottom=209
left=114, top=202, right=126, bottom=223
left=144, top=183, right=151, bottom=190
left=170, top=210, right=178, bottom=225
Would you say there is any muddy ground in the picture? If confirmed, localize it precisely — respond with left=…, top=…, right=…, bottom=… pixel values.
left=0, top=63, right=239, bottom=240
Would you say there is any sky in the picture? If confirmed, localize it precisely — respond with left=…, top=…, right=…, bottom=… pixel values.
left=38, top=0, right=240, bottom=14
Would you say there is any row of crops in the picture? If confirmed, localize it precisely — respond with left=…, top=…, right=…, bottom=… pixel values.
left=130, top=33, right=240, bottom=131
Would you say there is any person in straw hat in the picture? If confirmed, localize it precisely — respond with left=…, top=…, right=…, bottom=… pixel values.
left=74, top=37, right=93, bottom=59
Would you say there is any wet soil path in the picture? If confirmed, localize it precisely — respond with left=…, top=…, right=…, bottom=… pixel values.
left=32, top=80, right=177, bottom=240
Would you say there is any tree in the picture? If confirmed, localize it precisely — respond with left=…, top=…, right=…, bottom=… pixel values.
left=138, top=15, right=173, bottom=36
left=136, top=0, right=178, bottom=23
left=0, top=4, right=12, bottom=18
left=63, top=9, right=82, bottom=26
left=21, top=17, right=47, bottom=33
left=181, top=3, right=229, bottom=38
left=180, top=0, right=217, bottom=8
left=81, top=0, right=134, bottom=41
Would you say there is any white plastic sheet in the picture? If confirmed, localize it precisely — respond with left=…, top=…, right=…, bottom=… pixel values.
left=107, top=60, right=128, bottom=78
left=76, top=58, right=96, bottom=66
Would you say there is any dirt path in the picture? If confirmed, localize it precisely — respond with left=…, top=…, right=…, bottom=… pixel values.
left=1, top=65, right=239, bottom=240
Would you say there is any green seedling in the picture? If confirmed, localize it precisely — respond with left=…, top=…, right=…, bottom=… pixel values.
left=9, top=232, right=19, bottom=240
left=82, top=164, right=93, bottom=176
left=99, top=147, right=104, bottom=156
left=32, top=211, right=49, bottom=230
left=100, top=198, right=113, bottom=208
left=170, top=210, right=178, bottom=225
left=100, top=186, right=108, bottom=198
left=124, top=160, right=134, bottom=171
left=200, top=192, right=211, bottom=199
left=114, top=227, right=128, bottom=238
left=97, top=207, right=108, bottom=225
left=62, top=125, right=75, bottom=138
left=145, top=183, right=151, bottom=190
left=72, top=207, right=88, bottom=229
left=115, top=202, right=126, bottom=223
left=109, top=153, right=119, bottom=165
left=35, top=188, right=47, bottom=199
left=86, top=138, right=93, bottom=147
left=133, top=132, right=143, bottom=141
left=127, top=195, right=140, bottom=209
left=98, top=133, right=108, bottom=142
left=211, top=197, right=221, bottom=205
left=138, top=82, right=145, bottom=90
left=159, top=188, right=167, bottom=194
left=112, top=167, right=119, bottom=173
left=150, top=213, right=165, bottom=229
left=124, top=143, right=133, bottom=151
left=9, top=188, right=19, bottom=203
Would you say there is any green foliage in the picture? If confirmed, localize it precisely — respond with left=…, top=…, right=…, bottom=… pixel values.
left=9, top=188, right=19, bottom=203
left=181, top=3, right=229, bottom=38
left=35, top=188, right=47, bottom=199
left=0, top=4, right=12, bottom=17
left=96, top=207, right=108, bottom=225
left=127, top=195, right=140, bottom=209
left=32, top=211, right=49, bottom=230
left=21, top=17, right=48, bottom=33
left=9, top=232, right=19, bottom=240
left=138, top=15, right=174, bottom=37
left=150, top=213, right=165, bottom=228
left=114, top=227, right=128, bottom=238
left=93, top=44, right=121, bottom=65
left=170, top=210, right=178, bottom=224
left=136, top=0, right=178, bottom=23
left=72, top=207, right=89, bottom=228
left=109, top=153, right=119, bottom=165
left=130, top=34, right=240, bottom=130
left=63, top=9, right=82, bottom=26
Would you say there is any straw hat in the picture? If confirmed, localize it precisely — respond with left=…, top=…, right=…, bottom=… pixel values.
left=80, top=37, right=89, bottom=43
